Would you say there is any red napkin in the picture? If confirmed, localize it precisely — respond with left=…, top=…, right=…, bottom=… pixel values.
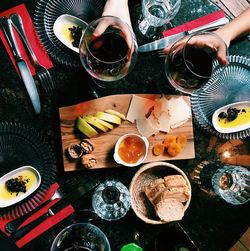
left=0, top=182, right=59, bottom=234
left=16, top=202, right=74, bottom=248
left=0, top=3, right=53, bottom=76
left=0, top=182, right=75, bottom=248
left=162, top=10, right=225, bottom=37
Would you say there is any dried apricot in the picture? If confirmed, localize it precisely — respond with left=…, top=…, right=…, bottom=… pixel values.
left=153, top=143, right=165, bottom=156
left=163, top=135, right=176, bottom=148
left=176, top=135, right=187, bottom=148
left=167, top=142, right=182, bottom=157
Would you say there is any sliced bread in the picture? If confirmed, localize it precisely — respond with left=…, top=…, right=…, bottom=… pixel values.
left=155, top=198, right=184, bottom=222
left=163, top=175, right=188, bottom=188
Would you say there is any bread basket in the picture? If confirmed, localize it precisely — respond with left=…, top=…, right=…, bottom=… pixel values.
left=129, top=162, right=191, bottom=224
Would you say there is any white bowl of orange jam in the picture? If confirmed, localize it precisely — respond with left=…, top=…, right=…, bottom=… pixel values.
left=113, top=134, right=149, bottom=167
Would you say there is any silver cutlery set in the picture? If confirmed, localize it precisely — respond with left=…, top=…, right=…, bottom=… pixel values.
left=0, top=14, right=54, bottom=115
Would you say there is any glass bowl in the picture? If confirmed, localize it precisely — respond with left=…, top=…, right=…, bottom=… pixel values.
left=50, top=223, right=111, bottom=251
left=191, top=55, right=250, bottom=139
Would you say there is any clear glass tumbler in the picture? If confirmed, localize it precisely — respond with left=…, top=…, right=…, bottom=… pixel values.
left=212, top=165, right=250, bottom=205
left=138, top=0, right=181, bottom=37
left=50, top=223, right=111, bottom=251
left=92, top=180, right=131, bottom=221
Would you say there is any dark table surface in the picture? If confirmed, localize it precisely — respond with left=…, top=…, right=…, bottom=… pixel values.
left=0, top=0, right=250, bottom=251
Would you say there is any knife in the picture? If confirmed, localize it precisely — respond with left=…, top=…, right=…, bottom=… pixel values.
left=138, top=17, right=229, bottom=52
left=11, top=180, right=99, bottom=240
left=0, top=17, right=41, bottom=114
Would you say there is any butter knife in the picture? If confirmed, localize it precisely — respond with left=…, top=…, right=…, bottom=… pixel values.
left=0, top=17, right=41, bottom=114
left=138, top=17, right=229, bottom=52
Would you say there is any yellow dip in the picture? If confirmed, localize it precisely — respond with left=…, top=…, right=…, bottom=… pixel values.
left=217, top=107, right=250, bottom=128
left=61, top=23, right=74, bottom=44
left=0, top=169, right=37, bottom=200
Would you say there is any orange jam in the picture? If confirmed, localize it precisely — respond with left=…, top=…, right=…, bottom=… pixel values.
left=118, top=136, right=145, bottom=164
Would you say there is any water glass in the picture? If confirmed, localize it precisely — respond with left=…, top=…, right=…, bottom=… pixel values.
left=92, top=180, right=131, bottom=221
left=50, top=223, right=111, bottom=251
left=138, top=0, right=181, bottom=37
left=212, top=165, right=250, bottom=205
left=79, top=16, right=137, bottom=89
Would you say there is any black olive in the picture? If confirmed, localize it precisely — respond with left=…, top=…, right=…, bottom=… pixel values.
left=227, top=111, right=238, bottom=121
left=218, top=112, right=227, bottom=118
left=69, top=26, right=83, bottom=48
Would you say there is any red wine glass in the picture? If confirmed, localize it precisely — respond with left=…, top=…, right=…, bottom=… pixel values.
left=164, top=31, right=228, bottom=94
left=79, top=16, right=138, bottom=89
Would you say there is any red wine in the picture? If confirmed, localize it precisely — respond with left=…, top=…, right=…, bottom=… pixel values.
left=89, top=32, right=128, bottom=62
left=184, top=45, right=213, bottom=77
left=86, top=32, right=130, bottom=81
left=170, top=45, right=213, bottom=89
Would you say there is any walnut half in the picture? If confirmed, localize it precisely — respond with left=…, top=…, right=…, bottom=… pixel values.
left=80, top=140, right=94, bottom=154
left=81, top=154, right=97, bottom=168
left=67, top=143, right=84, bottom=159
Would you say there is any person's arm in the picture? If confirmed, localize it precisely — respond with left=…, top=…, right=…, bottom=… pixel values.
left=93, top=0, right=131, bottom=36
left=214, top=7, right=250, bottom=47
left=164, top=7, right=250, bottom=64
left=101, top=0, right=131, bottom=26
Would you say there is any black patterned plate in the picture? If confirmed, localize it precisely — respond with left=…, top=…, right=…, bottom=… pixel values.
left=0, top=122, right=57, bottom=219
left=34, top=0, right=105, bottom=67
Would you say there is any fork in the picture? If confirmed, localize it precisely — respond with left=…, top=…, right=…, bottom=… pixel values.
left=10, top=13, right=55, bottom=95
left=157, top=50, right=167, bottom=58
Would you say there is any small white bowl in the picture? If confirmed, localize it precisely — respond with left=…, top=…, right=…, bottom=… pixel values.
left=53, top=14, right=88, bottom=53
left=0, top=165, right=41, bottom=208
left=113, top=134, right=149, bottom=167
left=212, top=101, right=250, bottom=133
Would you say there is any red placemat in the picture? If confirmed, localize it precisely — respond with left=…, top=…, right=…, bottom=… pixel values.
left=163, top=10, right=225, bottom=37
left=0, top=4, right=53, bottom=76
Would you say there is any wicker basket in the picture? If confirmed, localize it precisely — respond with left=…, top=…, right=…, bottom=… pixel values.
left=129, top=161, right=192, bottom=224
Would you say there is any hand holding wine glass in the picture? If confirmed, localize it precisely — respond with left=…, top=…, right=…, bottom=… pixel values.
left=164, top=31, right=228, bottom=94
left=164, top=31, right=228, bottom=65
left=79, top=16, right=137, bottom=88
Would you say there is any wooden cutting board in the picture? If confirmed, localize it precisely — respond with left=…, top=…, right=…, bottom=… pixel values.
left=59, top=94, right=195, bottom=172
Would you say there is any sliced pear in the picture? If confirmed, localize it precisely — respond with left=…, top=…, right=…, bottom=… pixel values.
left=95, top=111, right=121, bottom=125
left=92, top=116, right=114, bottom=130
left=77, top=117, right=98, bottom=138
left=82, top=115, right=109, bottom=132
left=104, top=109, right=126, bottom=120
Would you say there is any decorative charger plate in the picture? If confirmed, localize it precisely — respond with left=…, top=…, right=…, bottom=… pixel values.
left=191, top=55, right=250, bottom=139
left=34, top=0, right=105, bottom=67
left=0, top=123, right=57, bottom=219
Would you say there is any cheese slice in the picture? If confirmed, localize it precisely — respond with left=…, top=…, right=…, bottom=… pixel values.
left=168, top=97, right=191, bottom=128
left=136, top=113, right=159, bottom=138
left=126, top=95, right=155, bottom=123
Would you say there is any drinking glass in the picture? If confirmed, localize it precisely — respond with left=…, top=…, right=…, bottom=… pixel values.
left=79, top=16, right=138, bottom=89
left=137, top=0, right=181, bottom=38
left=164, top=31, right=228, bottom=94
left=92, top=180, right=131, bottom=221
left=50, top=223, right=111, bottom=251
left=212, top=165, right=250, bottom=205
